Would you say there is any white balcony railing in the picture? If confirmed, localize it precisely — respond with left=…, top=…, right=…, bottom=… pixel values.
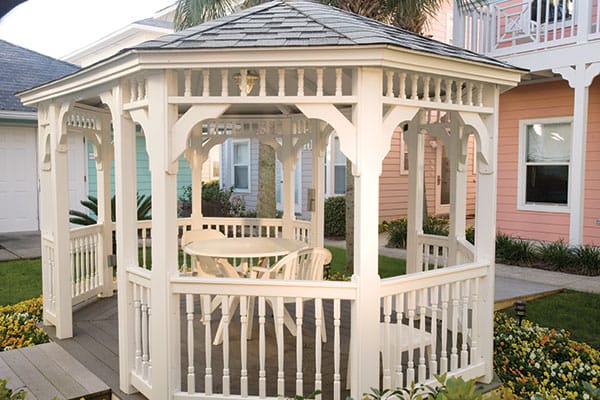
left=69, top=225, right=103, bottom=305
left=457, top=0, right=599, bottom=57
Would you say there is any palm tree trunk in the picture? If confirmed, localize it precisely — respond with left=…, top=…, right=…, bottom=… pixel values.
left=257, top=143, right=277, bottom=218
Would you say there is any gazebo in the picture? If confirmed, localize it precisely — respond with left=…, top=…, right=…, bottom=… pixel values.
left=19, top=1, right=523, bottom=399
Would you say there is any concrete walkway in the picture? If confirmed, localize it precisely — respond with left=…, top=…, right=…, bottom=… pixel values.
left=1, top=231, right=597, bottom=303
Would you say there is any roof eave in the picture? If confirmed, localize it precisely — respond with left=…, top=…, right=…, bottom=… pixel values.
left=19, top=44, right=525, bottom=106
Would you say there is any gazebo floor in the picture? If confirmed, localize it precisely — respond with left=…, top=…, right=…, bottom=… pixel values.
left=44, top=295, right=355, bottom=399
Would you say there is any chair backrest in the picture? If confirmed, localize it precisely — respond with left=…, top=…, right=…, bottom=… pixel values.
left=181, top=228, right=225, bottom=247
left=264, top=247, right=332, bottom=281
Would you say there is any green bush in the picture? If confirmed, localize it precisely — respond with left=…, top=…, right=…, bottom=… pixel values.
left=495, top=233, right=537, bottom=266
left=423, top=216, right=449, bottom=236
left=465, top=226, right=475, bottom=245
left=180, top=180, right=246, bottom=217
left=324, top=196, right=345, bottom=238
left=536, top=239, right=573, bottom=270
left=386, top=218, right=408, bottom=248
left=572, top=245, right=600, bottom=275
left=0, top=379, right=26, bottom=400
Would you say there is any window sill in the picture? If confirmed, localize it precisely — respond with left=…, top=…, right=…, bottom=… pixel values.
left=517, top=203, right=570, bottom=213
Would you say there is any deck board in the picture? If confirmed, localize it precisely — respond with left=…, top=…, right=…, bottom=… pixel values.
left=0, top=342, right=111, bottom=400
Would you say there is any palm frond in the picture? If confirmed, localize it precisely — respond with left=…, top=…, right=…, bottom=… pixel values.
left=174, top=0, right=239, bottom=30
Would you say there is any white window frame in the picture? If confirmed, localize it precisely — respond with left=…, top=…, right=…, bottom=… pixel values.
left=231, top=139, right=251, bottom=193
left=517, top=116, right=572, bottom=213
left=400, top=131, right=409, bottom=175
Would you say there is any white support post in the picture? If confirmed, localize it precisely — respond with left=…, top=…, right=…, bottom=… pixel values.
left=576, top=0, right=592, bottom=44
left=188, top=131, right=207, bottom=229
left=448, top=126, right=468, bottom=266
left=311, top=132, right=328, bottom=247
left=405, top=123, right=425, bottom=274
left=474, top=85, right=500, bottom=384
left=37, top=108, right=53, bottom=326
left=96, top=121, right=115, bottom=297
left=349, top=67, right=383, bottom=398
left=49, top=102, right=73, bottom=339
left=553, top=63, right=600, bottom=245
left=281, top=134, right=296, bottom=239
left=146, top=71, right=182, bottom=398
left=106, top=85, right=139, bottom=394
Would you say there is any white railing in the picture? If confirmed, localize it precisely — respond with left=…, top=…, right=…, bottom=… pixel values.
left=458, top=0, right=598, bottom=56
left=292, top=219, right=311, bottom=243
left=379, top=262, right=490, bottom=389
left=128, top=267, right=153, bottom=398
left=69, top=225, right=103, bottom=305
left=170, top=277, right=357, bottom=400
left=418, top=234, right=450, bottom=270
left=41, top=234, right=57, bottom=323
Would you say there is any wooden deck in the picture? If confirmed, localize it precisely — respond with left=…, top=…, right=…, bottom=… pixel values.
left=0, top=342, right=110, bottom=400
left=44, top=295, right=354, bottom=399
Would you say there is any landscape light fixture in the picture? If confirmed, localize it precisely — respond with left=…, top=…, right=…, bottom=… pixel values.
left=514, top=301, right=527, bottom=326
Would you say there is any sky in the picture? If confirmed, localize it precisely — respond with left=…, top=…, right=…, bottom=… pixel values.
left=0, top=0, right=175, bottom=59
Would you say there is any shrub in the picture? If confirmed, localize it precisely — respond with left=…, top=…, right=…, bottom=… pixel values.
left=0, top=296, right=48, bottom=352
left=536, top=239, right=573, bottom=270
left=465, top=226, right=475, bottom=245
left=0, top=379, right=26, bottom=400
left=572, top=245, right=600, bottom=275
left=180, top=180, right=246, bottom=217
left=324, top=196, right=345, bottom=238
left=494, top=312, right=600, bottom=399
left=495, top=233, right=537, bottom=266
left=386, top=218, right=408, bottom=248
left=423, top=216, right=449, bottom=236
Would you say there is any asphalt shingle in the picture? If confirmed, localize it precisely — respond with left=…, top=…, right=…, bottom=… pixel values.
left=0, top=40, right=79, bottom=112
left=130, top=0, right=516, bottom=69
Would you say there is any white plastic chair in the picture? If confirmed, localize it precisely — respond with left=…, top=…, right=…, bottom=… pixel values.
left=254, top=247, right=332, bottom=343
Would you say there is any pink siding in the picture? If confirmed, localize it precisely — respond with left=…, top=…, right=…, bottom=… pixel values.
left=497, top=81, right=572, bottom=241
left=424, top=0, right=453, bottom=43
left=583, top=80, right=600, bottom=245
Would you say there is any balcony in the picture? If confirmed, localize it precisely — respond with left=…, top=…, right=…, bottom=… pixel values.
left=455, top=0, right=600, bottom=68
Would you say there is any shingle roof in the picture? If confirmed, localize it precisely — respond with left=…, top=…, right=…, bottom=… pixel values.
left=131, top=0, right=516, bottom=69
left=0, top=40, right=79, bottom=112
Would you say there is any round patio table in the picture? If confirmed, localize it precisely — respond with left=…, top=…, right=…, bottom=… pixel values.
left=183, top=237, right=307, bottom=260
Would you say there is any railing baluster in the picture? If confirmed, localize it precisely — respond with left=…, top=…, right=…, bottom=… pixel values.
left=259, top=69, right=266, bottom=97
left=186, top=294, right=195, bottom=393
left=221, top=69, right=229, bottom=97
left=278, top=69, right=286, bottom=97
left=440, top=284, right=449, bottom=374
left=333, top=299, right=341, bottom=400
left=240, top=296, right=249, bottom=397
left=221, top=296, right=230, bottom=396
left=202, top=295, right=213, bottom=395
left=184, top=69, right=192, bottom=97
left=258, top=297, right=266, bottom=398
left=382, top=296, right=392, bottom=389
left=450, top=282, right=460, bottom=371
left=296, top=298, right=304, bottom=395
left=297, top=68, right=304, bottom=96
left=141, top=287, right=150, bottom=380
left=418, top=289, right=428, bottom=383
left=461, top=280, right=470, bottom=368
left=315, top=298, right=323, bottom=399
left=430, top=286, right=439, bottom=379
left=406, top=290, right=416, bottom=385
left=470, top=278, right=480, bottom=362
left=386, top=70, right=394, bottom=97
left=202, top=69, right=210, bottom=97
left=395, top=293, right=405, bottom=387
left=134, top=284, right=142, bottom=375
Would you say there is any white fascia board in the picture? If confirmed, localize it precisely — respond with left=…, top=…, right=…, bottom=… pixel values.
left=19, top=45, right=524, bottom=106
left=134, top=45, right=525, bottom=86
left=62, top=24, right=173, bottom=64
left=498, top=40, right=600, bottom=73
left=0, top=110, right=37, bottom=120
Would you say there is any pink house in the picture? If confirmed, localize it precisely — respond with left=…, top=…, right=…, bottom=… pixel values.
left=454, top=0, right=600, bottom=246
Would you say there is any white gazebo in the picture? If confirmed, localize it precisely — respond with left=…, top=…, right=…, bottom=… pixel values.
left=19, top=1, right=523, bottom=399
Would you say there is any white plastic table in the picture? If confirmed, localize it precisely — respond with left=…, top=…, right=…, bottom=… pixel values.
left=183, top=237, right=306, bottom=260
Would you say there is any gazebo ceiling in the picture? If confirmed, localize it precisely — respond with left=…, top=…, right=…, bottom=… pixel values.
left=130, top=0, right=514, bottom=70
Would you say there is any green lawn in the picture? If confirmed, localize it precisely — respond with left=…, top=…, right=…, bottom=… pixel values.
left=0, top=259, right=42, bottom=306
left=499, top=290, right=600, bottom=349
left=326, top=246, right=406, bottom=278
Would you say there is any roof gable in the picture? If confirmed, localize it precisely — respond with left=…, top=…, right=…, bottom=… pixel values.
left=0, top=39, right=79, bottom=113
left=132, top=0, right=514, bottom=69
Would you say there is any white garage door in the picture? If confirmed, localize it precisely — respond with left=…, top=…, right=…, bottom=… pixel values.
left=0, top=126, right=39, bottom=233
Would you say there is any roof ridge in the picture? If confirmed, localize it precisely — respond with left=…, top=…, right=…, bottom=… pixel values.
left=165, top=0, right=284, bottom=45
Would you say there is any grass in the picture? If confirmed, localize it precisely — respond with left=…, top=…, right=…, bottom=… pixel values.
left=326, top=246, right=406, bottom=278
left=499, top=289, right=600, bottom=349
left=0, top=259, right=42, bottom=306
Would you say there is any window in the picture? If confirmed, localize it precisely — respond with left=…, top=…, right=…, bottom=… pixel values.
left=232, top=140, right=250, bottom=191
left=400, top=131, right=409, bottom=175
left=333, top=136, right=346, bottom=194
left=519, top=118, right=572, bottom=211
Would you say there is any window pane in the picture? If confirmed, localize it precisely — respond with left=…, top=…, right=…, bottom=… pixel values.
left=526, top=165, right=568, bottom=204
left=234, top=165, right=249, bottom=190
left=334, top=165, right=346, bottom=194
left=526, top=122, right=571, bottom=162
left=234, top=142, right=249, bottom=164
left=334, top=137, right=345, bottom=164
